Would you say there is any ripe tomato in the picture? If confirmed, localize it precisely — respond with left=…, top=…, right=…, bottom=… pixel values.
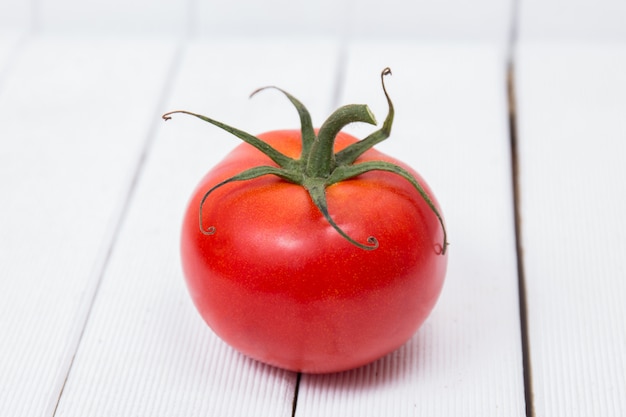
left=166, top=68, right=448, bottom=373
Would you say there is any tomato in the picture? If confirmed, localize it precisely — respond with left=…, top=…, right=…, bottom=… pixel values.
left=165, top=68, right=448, bottom=373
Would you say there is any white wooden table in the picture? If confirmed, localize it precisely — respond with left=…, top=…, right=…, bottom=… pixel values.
left=1, top=1, right=625, bottom=416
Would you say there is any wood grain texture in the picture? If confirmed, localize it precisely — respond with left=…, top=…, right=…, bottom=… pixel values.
left=0, top=36, right=177, bottom=417
left=516, top=43, right=626, bottom=417
left=51, top=39, right=340, bottom=417
left=295, top=42, right=526, bottom=417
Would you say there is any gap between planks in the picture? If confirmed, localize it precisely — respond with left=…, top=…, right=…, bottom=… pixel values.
left=506, top=0, right=536, bottom=412
left=288, top=37, right=535, bottom=417
left=507, top=57, right=535, bottom=417
left=45, top=42, right=187, bottom=417
left=289, top=41, right=348, bottom=417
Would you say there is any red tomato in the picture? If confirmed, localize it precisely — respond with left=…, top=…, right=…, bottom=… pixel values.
left=167, top=68, right=448, bottom=373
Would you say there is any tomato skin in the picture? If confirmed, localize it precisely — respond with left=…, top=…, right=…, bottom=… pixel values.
left=181, top=130, right=447, bottom=373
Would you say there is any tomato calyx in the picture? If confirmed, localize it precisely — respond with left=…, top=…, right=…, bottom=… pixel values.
left=163, top=68, right=448, bottom=254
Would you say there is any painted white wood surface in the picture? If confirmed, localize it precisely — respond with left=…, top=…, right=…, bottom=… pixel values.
left=516, top=43, right=626, bottom=417
left=0, top=32, right=21, bottom=71
left=1, top=0, right=513, bottom=43
left=519, top=0, right=626, bottom=41
left=37, top=0, right=186, bottom=34
left=0, top=36, right=177, bottom=417
left=195, top=0, right=513, bottom=43
left=0, top=4, right=624, bottom=414
left=341, top=0, right=512, bottom=42
left=194, top=0, right=349, bottom=39
left=0, top=0, right=30, bottom=30
left=296, top=42, right=525, bottom=417
left=50, top=39, right=339, bottom=417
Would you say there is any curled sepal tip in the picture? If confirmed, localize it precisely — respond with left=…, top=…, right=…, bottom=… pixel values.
left=161, top=110, right=296, bottom=170
left=336, top=67, right=395, bottom=166
left=327, top=161, right=448, bottom=255
left=306, top=182, right=379, bottom=251
left=200, top=226, right=216, bottom=236
left=198, top=165, right=301, bottom=236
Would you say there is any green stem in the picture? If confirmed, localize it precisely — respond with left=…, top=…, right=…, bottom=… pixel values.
left=163, top=67, right=448, bottom=255
left=336, top=68, right=394, bottom=165
left=306, top=104, right=377, bottom=178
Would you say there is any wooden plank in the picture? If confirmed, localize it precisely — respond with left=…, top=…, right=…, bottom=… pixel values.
left=195, top=0, right=513, bottom=43
left=0, top=1, right=31, bottom=30
left=519, top=0, right=626, bottom=41
left=341, top=0, right=513, bottom=42
left=0, top=36, right=177, bottom=417
left=0, top=32, right=22, bottom=71
left=194, top=0, right=347, bottom=38
left=37, top=0, right=186, bottom=34
left=51, top=39, right=341, bottom=417
left=516, top=43, right=626, bottom=417
left=295, top=42, right=526, bottom=416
